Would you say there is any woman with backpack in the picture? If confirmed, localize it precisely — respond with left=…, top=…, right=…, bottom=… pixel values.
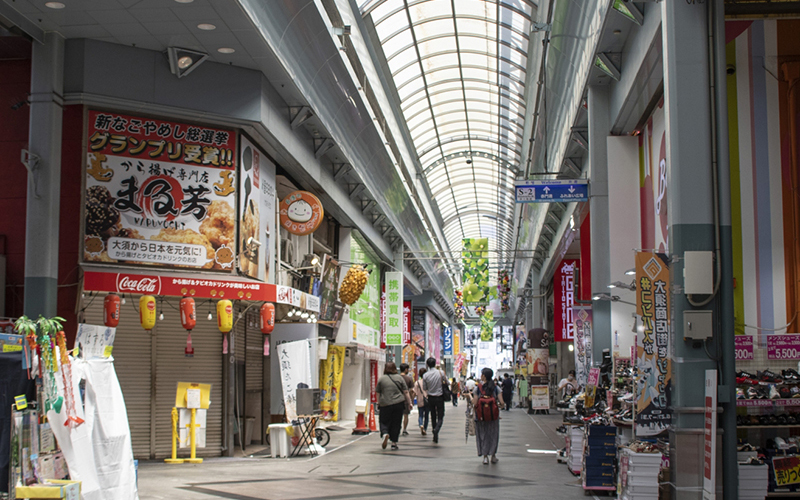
left=466, top=367, right=505, bottom=464
left=375, top=362, right=413, bottom=451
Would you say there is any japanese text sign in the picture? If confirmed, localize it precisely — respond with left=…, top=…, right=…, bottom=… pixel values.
left=634, top=252, right=672, bottom=436
left=385, top=272, right=403, bottom=345
left=767, top=334, right=800, bottom=360
left=84, top=110, right=237, bottom=272
left=238, top=136, right=276, bottom=283
left=735, top=335, right=754, bottom=360
left=443, top=326, right=453, bottom=356
left=703, top=370, right=717, bottom=500
left=403, top=301, right=412, bottom=345
left=554, top=259, right=578, bottom=342
left=773, top=456, right=800, bottom=486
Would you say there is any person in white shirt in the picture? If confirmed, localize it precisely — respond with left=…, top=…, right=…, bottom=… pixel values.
left=558, top=370, right=578, bottom=398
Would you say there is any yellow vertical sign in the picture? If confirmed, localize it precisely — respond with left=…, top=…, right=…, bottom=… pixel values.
left=319, top=345, right=346, bottom=421
left=453, top=328, right=460, bottom=356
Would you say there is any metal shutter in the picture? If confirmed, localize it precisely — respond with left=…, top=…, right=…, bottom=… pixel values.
left=245, top=310, right=263, bottom=392
left=153, top=297, right=223, bottom=458
left=82, top=295, right=153, bottom=459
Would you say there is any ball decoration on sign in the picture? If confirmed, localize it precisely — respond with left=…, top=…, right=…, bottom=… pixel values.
left=104, top=293, right=121, bottom=327
left=453, top=289, right=466, bottom=323
left=339, top=264, right=370, bottom=306
left=497, top=270, right=511, bottom=314
left=140, top=295, right=157, bottom=330
left=217, top=299, right=233, bottom=333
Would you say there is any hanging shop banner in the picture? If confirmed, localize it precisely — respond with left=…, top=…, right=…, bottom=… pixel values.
left=238, top=136, right=276, bottom=282
left=703, top=369, right=718, bottom=500
left=84, top=110, right=237, bottom=271
left=639, top=103, right=668, bottom=253
left=403, top=301, right=412, bottom=345
left=585, top=367, right=600, bottom=408
left=279, top=191, right=323, bottom=236
left=635, top=251, right=672, bottom=436
left=453, top=327, right=460, bottom=356
left=526, top=328, right=549, bottom=386
left=277, top=339, right=312, bottom=422
left=318, top=255, right=342, bottom=321
left=461, top=238, right=491, bottom=305
left=433, top=321, right=442, bottom=361
left=516, top=325, right=527, bottom=354
left=385, top=272, right=404, bottom=345
left=554, top=259, right=578, bottom=342
left=319, top=345, right=345, bottom=421
left=530, top=386, right=550, bottom=410
left=573, top=306, right=592, bottom=389
left=443, top=327, right=453, bottom=356
left=370, top=360, right=378, bottom=404
left=380, top=285, right=386, bottom=349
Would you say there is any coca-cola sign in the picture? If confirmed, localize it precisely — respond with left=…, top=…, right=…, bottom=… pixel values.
left=117, top=274, right=162, bottom=294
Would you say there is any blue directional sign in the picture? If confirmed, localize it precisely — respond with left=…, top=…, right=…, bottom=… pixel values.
left=514, top=179, right=589, bottom=203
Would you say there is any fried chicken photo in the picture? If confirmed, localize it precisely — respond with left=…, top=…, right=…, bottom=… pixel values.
left=199, top=200, right=234, bottom=249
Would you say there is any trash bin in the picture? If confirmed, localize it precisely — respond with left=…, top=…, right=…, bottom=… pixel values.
left=244, top=417, right=255, bottom=446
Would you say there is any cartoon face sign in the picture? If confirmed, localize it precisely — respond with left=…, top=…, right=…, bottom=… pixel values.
left=85, top=235, right=104, bottom=255
left=287, top=199, right=313, bottom=223
left=215, top=245, right=234, bottom=267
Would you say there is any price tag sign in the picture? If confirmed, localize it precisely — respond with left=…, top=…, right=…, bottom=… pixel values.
left=768, top=335, right=800, bottom=360
left=773, top=456, right=800, bottom=486
left=735, top=336, right=754, bottom=360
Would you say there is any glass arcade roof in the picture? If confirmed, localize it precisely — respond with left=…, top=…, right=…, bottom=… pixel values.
left=360, top=0, right=533, bottom=280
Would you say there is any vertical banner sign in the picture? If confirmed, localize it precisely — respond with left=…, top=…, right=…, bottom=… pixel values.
left=526, top=328, right=549, bottom=386
left=461, top=238, right=491, bottom=305
left=585, top=368, right=600, bottom=407
left=635, top=252, right=672, bottom=436
left=554, top=259, right=578, bottom=341
left=370, top=360, right=378, bottom=404
left=238, top=135, right=277, bottom=282
left=572, top=306, right=592, bottom=388
left=443, top=327, right=453, bottom=356
left=84, top=111, right=237, bottom=271
left=380, top=285, right=386, bottom=349
left=703, top=369, right=717, bottom=500
left=453, top=328, right=460, bottom=356
left=403, top=301, right=412, bottom=345
left=277, top=340, right=312, bottom=422
left=412, top=308, right=426, bottom=361
left=319, top=345, right=345, bottom=421
left=319, top=256, right=342, bottom=321
left=385, top=272, right=403, bottom=345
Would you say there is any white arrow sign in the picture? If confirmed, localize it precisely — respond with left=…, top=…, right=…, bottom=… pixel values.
left=543, top=186, right=551, bottom=193
left=568, top=186, right=575, bottom=193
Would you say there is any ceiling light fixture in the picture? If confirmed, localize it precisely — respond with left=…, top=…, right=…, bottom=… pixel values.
left=177, top=56, right=193, bottom=69
left=45, top=2, right=65, bottom=8
left=197, top=23, right=216, bottom=30
left=166, top=47, right=208, bottom=78
left=174, top=0, right=194, bottom=3
left=301, top=312, right=309, bottom=319
left=625, top=268, right=636, bottom=276
left=287, top=309, right=295, bottom=317
left=217, top=47, right=235, bottom=54
left=568, top=344, right=574, bottom=352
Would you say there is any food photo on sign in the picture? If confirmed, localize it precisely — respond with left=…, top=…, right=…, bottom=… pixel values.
left=238, top=136, right=277, bottom=282
left=83, top=111, right=237, bottom=272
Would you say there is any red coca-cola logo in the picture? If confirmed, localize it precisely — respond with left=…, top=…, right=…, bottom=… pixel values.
left=225, top=305, right=232, bottom=314
left=117, top=274, right=161, bottom=294
left=147, top=301, right=155, bottom=311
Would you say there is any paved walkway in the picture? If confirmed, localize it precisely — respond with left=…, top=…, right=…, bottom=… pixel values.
left=137, top=408, right=592, bottom=499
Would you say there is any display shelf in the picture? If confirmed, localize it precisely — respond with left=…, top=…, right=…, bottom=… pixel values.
left=768, top=492, right=800, bottom=497
left=738, top=399, right=800, bottom=407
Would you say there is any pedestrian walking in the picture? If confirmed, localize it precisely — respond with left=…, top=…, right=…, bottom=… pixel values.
left=465, top=367, right=505, bottom=464
left=450, top=378, right=460, bottom=407
left=422, top=357, right=446, bottom=443
left=375, top=362, right=412, bottom=451
left=501, top=373, right=514, bottom=411
left=399, top=363, right=415, bottom=436
left=414, top=367, right=429, bottom=435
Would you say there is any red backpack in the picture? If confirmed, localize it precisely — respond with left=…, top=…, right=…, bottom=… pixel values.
left=475, top=386, right=499, bottom=421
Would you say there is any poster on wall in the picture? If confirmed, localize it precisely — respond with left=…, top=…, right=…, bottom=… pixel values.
left=526, top=328, right=549, bottom=386
left=83, top=110, right=237, bottom=271
left=640, top=102, right=668, bottom=253
left=349, top=235, right=380, bottom=346
left=319, top=345, right=345, bottom=421
left=635, top=251, right=672, bottom=436
left=554, top=259, right=578, bottom=341
left=238, top=136, right=276, bottom=282
left=572, top=306, right=592, bottom=389
left=318, top=255, right=341, bottom=321
left=530, top=386, right=549, bottom=410
left=461, top=238, right=491, bottom=305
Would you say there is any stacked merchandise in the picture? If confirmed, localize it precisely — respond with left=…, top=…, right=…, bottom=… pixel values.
left=618, top=443, right=662, bottom=500
left=738, top=458, right=768, bottom=500
left=582, top=425, right=617, bottom=491
left=566, top=425, right=585, bottom=475
left=10, top=407, right=73, bottom=499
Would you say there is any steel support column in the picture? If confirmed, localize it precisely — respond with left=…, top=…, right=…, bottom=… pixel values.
left=588, top=85, right=612, bottom=366
left=662, top=0, right=728, bottom=497
left=24, top=32, right=64, bottom=318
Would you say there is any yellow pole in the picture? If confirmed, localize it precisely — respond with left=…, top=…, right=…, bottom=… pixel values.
left=164, top=407, right=184, bottom=464
left=186, top=408, right=203, bottom=464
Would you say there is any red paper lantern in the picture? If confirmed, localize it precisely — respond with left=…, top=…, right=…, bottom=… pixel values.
left=260, top=303, right=275, bottom=334
left=104, top=293, right=121, bottom=327
left=180, top=296, right=196, bottom=331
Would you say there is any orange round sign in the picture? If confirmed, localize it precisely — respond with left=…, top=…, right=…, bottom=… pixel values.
left=279, top=191, right=324, bottom=236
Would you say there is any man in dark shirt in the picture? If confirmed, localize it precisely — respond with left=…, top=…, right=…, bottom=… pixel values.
left=501, top=373, right=514, bottom=411
left=400, top=363, right=415, bottom=436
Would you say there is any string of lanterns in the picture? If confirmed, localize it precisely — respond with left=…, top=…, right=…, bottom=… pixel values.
left=453, top=289, right=466, bottom=323
left=497, top=270, right=511, bottom=314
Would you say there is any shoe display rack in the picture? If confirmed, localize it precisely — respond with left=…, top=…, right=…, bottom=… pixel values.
left=736, top=336, right=800, bottom=495
left=618, top=447, right=662, bottom=500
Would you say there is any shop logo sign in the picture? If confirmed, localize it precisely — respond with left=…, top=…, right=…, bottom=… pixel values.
left=117, top=274, right=161, bottom=294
